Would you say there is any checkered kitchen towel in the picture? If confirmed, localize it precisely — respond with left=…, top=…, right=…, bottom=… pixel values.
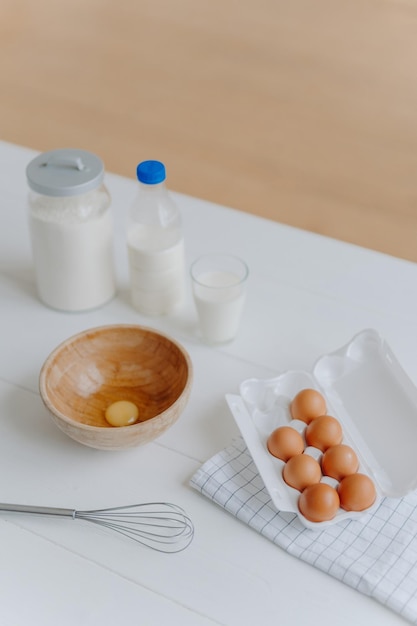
left=190, top=437, right=417, bottom=624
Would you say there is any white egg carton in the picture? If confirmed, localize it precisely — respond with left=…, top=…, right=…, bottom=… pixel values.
left=226, top=328, right=417, bottom=529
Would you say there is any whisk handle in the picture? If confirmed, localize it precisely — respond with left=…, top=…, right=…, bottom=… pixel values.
left=0, top=503, right=75, bottom=518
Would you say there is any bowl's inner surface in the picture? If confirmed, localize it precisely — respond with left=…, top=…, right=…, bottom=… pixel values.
left=43, top=327, right=189, bottom=427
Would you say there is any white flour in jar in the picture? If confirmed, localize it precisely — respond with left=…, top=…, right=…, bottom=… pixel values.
left=29, top=189, right=115, bottom=311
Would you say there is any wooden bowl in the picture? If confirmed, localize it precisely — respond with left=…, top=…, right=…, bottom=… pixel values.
left=39, top=325, right=193, bottom=450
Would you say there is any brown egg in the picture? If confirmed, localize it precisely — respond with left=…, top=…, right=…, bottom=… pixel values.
left=338, top=473, right=377, bottom=511
left=267, top=426, right=304, bottom=461
left=321, top=444, right=359, bottom=481
left=283, top=454, right=322, bottom=491
left=298, top=482, right=340, bottom=522
left=290, top=388, right=327, bottom=424
left=305, top=415, right=343, bottom=451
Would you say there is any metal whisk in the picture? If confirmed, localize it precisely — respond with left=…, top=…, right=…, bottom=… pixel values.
left=0, top=502, right=194, bottom=553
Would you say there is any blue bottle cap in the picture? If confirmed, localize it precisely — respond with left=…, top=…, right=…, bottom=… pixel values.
left=136, top=160, right=166, bottom=184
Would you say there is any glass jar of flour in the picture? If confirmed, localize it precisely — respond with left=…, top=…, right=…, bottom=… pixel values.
left=26, top=148, right=116, bottom=311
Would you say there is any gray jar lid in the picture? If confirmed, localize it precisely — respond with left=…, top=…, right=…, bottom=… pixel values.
left=26, top=148, right=105, bottom=196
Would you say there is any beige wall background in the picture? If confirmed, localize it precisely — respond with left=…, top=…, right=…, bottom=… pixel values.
left=1, top=0, right=416, bottom=261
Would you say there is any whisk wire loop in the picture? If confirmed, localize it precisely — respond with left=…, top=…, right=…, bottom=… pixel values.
left=75, top=502, right=194, bottom=552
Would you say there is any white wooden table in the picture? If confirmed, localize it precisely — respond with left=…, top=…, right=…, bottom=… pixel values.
left=1, top=141, right=415, bottom=625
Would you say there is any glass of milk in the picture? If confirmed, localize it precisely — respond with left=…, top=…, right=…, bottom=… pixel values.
left=190, top=254, right=249, bottom=344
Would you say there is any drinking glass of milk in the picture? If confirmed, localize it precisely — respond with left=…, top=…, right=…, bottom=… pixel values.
left=190, top=254, right=249, bottom=344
